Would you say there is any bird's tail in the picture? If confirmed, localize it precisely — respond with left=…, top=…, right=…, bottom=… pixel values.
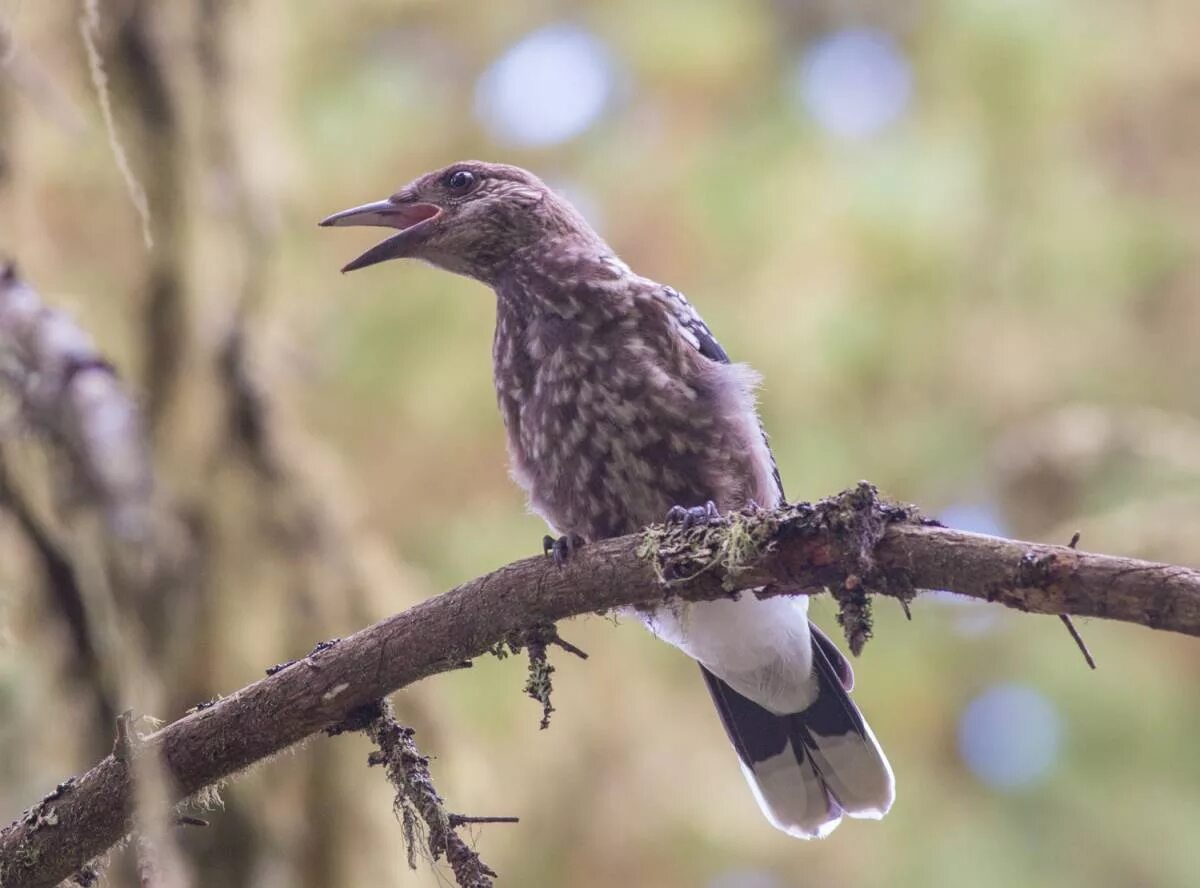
left=699, top=621, right=894, bottom=838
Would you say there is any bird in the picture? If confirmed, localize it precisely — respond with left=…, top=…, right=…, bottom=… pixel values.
left=320, top=161, right=895, bottom=838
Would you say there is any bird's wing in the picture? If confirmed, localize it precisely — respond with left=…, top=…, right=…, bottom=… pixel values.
left=660, top=285, right=786, bottom=500
left=661, top=285, right=731, bottom=363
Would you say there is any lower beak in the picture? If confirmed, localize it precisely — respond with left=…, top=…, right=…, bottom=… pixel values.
left=319, top=199, right=442, bottom=273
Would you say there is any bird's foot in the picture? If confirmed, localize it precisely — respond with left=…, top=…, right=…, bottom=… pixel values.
left=542, top=533, right=584, bottom=566
left=665, top=500, right=720, bottom=529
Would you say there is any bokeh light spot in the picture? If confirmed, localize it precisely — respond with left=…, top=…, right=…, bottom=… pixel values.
left=959, top=684, right=1063, bottom=790
left=475, top=24, right=615, bottom=148
left=793, top=28, right=912, bottom=140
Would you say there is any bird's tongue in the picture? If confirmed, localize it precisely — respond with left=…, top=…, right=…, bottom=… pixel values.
left=379, top=202, right=441, bottom=229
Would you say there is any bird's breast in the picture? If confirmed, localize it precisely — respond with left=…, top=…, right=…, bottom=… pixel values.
left=493, top=318, right=773, bottom=540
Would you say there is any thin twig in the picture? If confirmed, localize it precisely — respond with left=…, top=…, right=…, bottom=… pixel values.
left=549, top=633, right=589, bottom=660
left=447, top=815, right=520, bottom=827
left=112, top=710, right=135, bottom=763
left=1059, top=531, right=1097, bottom=669
left=78, top=0, right=153, bottom=249
left=1058, top=614, right=1097, bottom=670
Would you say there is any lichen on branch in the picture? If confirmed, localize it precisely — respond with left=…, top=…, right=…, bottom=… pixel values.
left=332, top=700, right=505, bottom=888
left=636, top=482, right=921, bottom=654
left=492, top=623, right=589, bottom=729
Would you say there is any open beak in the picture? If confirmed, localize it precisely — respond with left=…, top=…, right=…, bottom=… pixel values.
left=319, top=198, right=442, bottom=273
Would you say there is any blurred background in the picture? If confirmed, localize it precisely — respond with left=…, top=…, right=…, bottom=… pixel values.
left=1, top=0, right=1199, bottom=886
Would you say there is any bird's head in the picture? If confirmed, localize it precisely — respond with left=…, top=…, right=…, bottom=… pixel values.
left=319, top=161, right=598, bottom=282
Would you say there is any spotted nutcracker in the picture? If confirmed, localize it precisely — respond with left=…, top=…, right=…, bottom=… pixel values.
left=321, top=161, right=894, bottom=837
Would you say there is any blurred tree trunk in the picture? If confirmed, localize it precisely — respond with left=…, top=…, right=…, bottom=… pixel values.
left=0, top=2, right=399, bottom=884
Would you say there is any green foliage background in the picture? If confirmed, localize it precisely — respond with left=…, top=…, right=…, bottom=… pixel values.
left=1, top=1, right=1198, bottom=885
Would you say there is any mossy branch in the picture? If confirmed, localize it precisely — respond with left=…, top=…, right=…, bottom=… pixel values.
left=327, top=700, right=509, bottom=886
left=2, top=480, right=1199, bottom=884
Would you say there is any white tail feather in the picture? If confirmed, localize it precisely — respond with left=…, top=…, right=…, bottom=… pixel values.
left=804, top=717, right=895, bottom=820
left=740, top=745, right=843, bottom=839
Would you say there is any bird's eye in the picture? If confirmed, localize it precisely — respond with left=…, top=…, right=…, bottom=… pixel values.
left=445, top=170, right=477, bottom=193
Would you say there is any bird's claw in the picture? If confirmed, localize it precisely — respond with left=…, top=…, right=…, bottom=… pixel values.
left=665, top=500, right=720, bottom=529
left=543, top=533, right=584, bottom=566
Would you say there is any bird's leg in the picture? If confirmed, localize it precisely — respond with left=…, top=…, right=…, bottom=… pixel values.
left=665, top=500, right=720, bottom=529
left=542, top=533, right=584, bottom=566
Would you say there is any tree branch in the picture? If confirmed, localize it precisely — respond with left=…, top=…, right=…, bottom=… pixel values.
left=0, top=262, right=155, bottom=538
left=1, top=482, right=1197, bottom=886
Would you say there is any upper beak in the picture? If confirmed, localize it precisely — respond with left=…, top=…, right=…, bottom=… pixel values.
left=319, top=198, right=442, bottom=273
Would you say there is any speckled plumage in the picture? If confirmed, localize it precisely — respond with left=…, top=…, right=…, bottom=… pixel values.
left=491, top=244, right=779, bottom=542
left=323, top=161, right=895, bottom=838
